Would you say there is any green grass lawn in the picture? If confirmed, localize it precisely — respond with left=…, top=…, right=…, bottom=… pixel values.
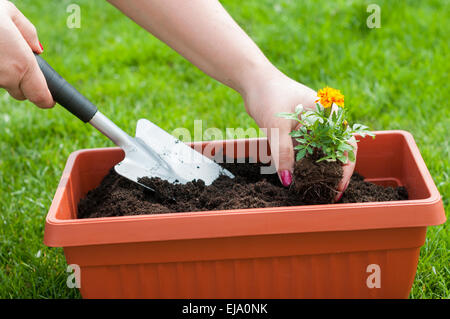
left=0, top=0, right=448, bottom=298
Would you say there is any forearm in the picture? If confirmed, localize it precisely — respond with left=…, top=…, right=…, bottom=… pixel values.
left=107, top=0, right=280, bottom=97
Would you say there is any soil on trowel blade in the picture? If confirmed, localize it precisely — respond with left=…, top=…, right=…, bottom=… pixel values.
left=77, top=160, right=408, bottom=219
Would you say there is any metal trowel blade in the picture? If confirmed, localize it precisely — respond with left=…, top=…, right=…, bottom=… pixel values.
left=114, top=119, right=234, bottom=188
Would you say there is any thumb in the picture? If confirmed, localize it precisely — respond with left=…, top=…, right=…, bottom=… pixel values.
left=334, top=139, right=358, bottom=202
left=267, top=126, right=294, bottom=187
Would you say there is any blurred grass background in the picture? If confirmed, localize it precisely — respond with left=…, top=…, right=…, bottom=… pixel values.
left=0, top=0, right=448, bottom=298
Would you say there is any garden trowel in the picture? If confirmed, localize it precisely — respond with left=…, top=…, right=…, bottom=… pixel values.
left=34, top=54, right=233, bottom=190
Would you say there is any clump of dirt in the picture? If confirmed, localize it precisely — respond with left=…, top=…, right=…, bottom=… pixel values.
left=341, top=173, right=408, bottom=203
left=77, top=160, right=408, bottom=219
left=290, top=154, right=343, bottom=204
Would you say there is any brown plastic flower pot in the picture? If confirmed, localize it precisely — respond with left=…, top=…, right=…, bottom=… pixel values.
left=44, top=130, right=445, bottom=299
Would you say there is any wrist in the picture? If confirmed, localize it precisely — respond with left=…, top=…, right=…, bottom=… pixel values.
left=235, top=58, right=282, bottom=97
left=234, top=59, right=286, bottom=117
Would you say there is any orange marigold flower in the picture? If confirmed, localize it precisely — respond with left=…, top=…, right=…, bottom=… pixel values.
left=315, top=87, right=345, bottom=108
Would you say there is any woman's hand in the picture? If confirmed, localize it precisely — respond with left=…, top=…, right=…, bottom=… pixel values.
left=0, top=0, right=53, bottom=108
left=243, top=69, right=356, bottom=201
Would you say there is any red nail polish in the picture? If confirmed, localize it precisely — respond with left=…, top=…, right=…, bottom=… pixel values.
left=335, top=180, right=350, bottom=203
left=343, top=180, right=350, bottom=192
left=279, top=170, right=292, bottom=187
left=39, top=41, right=44, bottom=53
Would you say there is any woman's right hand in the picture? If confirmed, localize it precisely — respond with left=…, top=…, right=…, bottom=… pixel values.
left=0, top=0, right=54, bottom=108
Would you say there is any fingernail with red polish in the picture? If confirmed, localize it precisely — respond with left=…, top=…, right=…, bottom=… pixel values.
left=279, top=170, right=292, bottom=187
left=39, top=41, right=44, bottom=53
left=335, top=191, right=343, bottom=203
left=335, top=180, right=350, bottom=203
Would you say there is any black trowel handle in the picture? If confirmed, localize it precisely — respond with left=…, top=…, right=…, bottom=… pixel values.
left=34, top=53, right=98, bottom=122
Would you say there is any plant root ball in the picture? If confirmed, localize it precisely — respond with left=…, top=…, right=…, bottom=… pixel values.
left=290, top=156, right=343, bottom=204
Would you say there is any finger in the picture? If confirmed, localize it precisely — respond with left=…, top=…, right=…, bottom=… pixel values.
left=267, top=126, right=294, bottom=186
left=5, top=87, right=26, bottom=100
left=6, top=1, right=43, bottom=54
left=334, top=141, right=358, bottom=202
left=19, top=55, right=55, bottom=108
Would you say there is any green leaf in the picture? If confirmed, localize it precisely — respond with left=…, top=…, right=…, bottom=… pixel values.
left=289, top=130, right=303, bottom=137
left=295, top=137, right=307, bottom=143
left=275, top=112, right=299, bottom=121
left=348, top=150, right=356, bottom=162
left=338, top=143, right=353, bottom=152
left=337, top=154, right=348, bottom=164
left=315, top=102, right=322, bottom=112
left=294, top=104, right=304, bottom=113
left=296, top=148, right=306, bottom=161
left=331, top=109, right=338, bottom=121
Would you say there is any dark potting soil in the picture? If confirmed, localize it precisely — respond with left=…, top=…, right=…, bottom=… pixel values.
left=77, top=159, right=408, bottom=219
